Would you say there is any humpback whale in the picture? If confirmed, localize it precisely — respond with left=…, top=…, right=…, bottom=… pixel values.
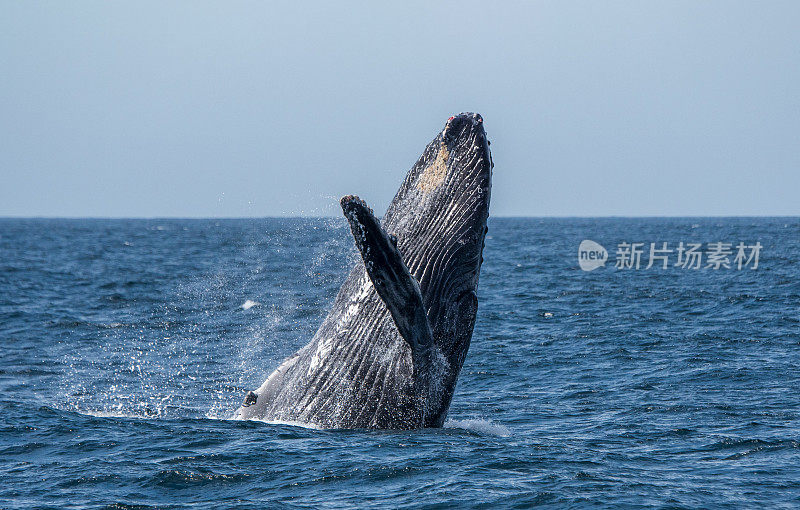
left=235, top=112, right=492, bottom=429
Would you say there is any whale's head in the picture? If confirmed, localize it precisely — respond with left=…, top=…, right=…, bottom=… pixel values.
left=382, top=112, right=492, bottom=425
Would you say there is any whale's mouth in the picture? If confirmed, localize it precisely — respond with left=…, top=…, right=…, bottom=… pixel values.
left=443, top=112, right=484, bottom=146
left=415, top=113, right=490, bottom=195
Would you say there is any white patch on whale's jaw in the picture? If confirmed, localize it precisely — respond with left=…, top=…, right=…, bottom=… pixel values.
left=307, top=273, right=373, bottom=376
left=234, top=395, right=266, bottom=421
left=233, top=404, right=252, bottom=420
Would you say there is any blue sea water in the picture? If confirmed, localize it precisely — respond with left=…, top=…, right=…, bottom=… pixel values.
left=1, top=217, right=798, bottom=509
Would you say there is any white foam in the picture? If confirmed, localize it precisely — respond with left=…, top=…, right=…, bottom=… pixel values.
left=71, top=408, right=158, bottom=420
left=241, top=299, right=260, bottom=310
left=249, top=418, right=323, bottom=430
left=76, top=407, right=509, bottom=436
left=444, top=418, right=511, bottom=437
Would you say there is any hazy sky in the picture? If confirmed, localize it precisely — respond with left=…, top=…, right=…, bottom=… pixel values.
left=1, top=1, right=798, bottom=217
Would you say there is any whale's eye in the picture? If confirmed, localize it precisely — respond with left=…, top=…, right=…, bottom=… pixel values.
left=242, top=391, right=258, bottom=407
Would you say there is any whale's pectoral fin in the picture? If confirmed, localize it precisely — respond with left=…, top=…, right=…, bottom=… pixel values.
left=340, top=195, right=434, bottom=355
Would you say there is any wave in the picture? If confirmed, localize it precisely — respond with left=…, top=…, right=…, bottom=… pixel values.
left=74, top=409, right=152, bottom=419
left=444, top=418, right=511, bottom=437
left=250, top=418, right=324, bottom=430
left=222, top=413, right=509, bottom=435
left=240, top=299, right=260, bottom=310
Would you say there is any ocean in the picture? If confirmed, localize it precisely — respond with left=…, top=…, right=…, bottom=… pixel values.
left=1, top=217, right=798, bottom=508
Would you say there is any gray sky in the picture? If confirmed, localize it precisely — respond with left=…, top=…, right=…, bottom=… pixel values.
left=1, top=1, right=798, bottom=217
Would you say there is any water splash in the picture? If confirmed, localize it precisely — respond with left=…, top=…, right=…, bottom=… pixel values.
left=444, top=418, right=511, bottom=437
left=241, top=299, right=260, bottom=310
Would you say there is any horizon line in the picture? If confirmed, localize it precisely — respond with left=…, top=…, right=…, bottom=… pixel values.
left=1, top=214, right=798, bottom=220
